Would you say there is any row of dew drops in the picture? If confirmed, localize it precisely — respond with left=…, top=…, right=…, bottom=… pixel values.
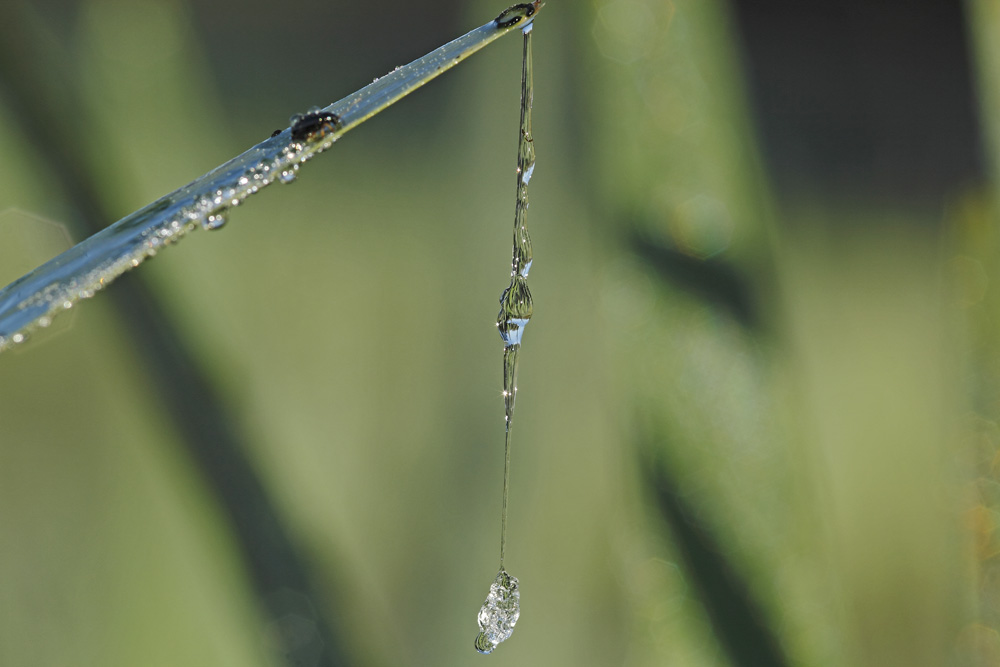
left=0, top=110, right=340, bottom=353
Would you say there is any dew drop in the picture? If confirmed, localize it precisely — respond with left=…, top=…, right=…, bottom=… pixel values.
left=474, top=570, right=520, bottom=654
left=474, top=633, right=494, bottom=655
left=494, top=2, right=539, bottom=29
left=202, top=211, right=229, bottom=231
left=521, top=161, right=535, bottom=185
left=279, top=169, right=298, bottom=184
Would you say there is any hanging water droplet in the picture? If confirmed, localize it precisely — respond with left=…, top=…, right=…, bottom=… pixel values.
left=201, top=211, right=229, bottom=231
left=279, top=169, right=298, bottom=184
left=497, top=277, right=532, bottom=347
left=474, top=632, right=495, bottom=655
left=474, top=21, right=536, bottom=655
left=475, top=570, right=520, bottom=654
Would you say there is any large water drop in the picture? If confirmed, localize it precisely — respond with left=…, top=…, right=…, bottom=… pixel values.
left=475, top=570, right=520, bottom=654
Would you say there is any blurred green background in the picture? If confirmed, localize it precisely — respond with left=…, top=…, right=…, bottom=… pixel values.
left=0, top=0, right=998, bottom=665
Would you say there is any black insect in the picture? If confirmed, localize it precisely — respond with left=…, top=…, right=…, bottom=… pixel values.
left=289, top=110, right=342, bottom=141
left=270, top=128, right=283, bottom=138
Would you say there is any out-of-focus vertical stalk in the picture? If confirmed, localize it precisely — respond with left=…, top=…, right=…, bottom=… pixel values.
left=779, top=216, right=965, bottom=667
left=967, top=0, right=1000, bottom=194
left=0, top=7, right=352, bottom=667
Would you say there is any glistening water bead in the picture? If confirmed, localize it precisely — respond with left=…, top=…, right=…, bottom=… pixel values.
left=494, top=2, right=541, bottom=29
left=475, top=17, right=536, bottom=656
left=289, top=109, right=342, bottom=142
left=475, top=570, right=520, bottom=654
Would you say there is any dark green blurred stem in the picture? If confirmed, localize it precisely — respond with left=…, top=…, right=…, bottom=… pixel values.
left=640, top=432, right=790, bottom=667
left=0, top=5, right=349, bottom=666
left=630, top=230, right=760, bottom=331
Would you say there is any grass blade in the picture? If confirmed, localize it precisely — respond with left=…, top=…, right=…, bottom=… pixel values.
left=0, top=4, right=542, bottom=353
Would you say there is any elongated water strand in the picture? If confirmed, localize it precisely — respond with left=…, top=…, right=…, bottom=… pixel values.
left=475, top=17, right=536, bottom=655
left=499, top=344, right=519, bottom=568
left=0, top=4, right=545, bottom=354
left=496, top=11, right=535, bottom=575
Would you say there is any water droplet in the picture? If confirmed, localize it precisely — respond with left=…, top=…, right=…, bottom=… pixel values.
left=474, top=570, right=520, bottom=654
left=474, top=25, right=536, bottom=655
left=497, top=277, right=532, bottom=347
left=202, top=211, right=229, bottom=231
left=474, top=632, right=494, bottom=654
left=521, top=161, right=535, bottom=185
left=494, top=2, right=539, bottom=29
left=279, top=169, right=298, bottom=184
left=289, top=110, right=341, bottom=142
